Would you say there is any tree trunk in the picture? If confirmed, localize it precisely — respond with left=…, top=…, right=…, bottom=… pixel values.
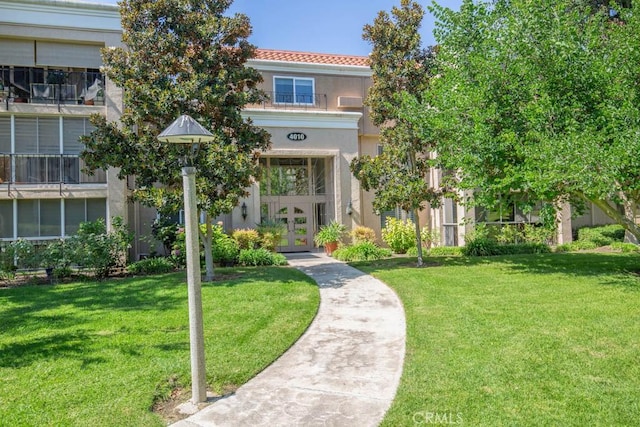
left=200, top=213, right=215, bottom=282
left=587, top=196, right=640, bottom=243
left=620, top=192, right=639, bottom=244
left=413, top=209, right=424, bottom=267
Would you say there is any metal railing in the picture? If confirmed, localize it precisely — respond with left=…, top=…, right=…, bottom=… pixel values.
left=248, top=91, right=328, bottom=111
left=0, top=154, right=106, bottom=186
left=0, top=67, right=106, bottom=110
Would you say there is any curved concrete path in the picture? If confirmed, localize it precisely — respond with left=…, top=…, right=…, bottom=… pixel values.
left=172, top=252, right=406, bottom=427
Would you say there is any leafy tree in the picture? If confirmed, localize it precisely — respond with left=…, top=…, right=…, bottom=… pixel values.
left=351, top=0, right=443, bottom=266
left=81, top=0, right=271, bottom=280
left=403, top=0, right=640, bottom=242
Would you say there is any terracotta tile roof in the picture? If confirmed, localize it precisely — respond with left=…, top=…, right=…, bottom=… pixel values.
left=255, top=48, right=370, bottom=67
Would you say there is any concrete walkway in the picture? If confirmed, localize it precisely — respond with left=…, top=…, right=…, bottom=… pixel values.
left=172, top=252, right=406, bottom=427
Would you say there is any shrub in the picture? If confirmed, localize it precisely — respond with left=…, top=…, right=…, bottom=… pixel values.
left=67, top=217, right=133, bottom=279
left=40, top=239, right=73, bottom=270
left=381, top=218, right=415, bottom=254
left=406, top=245, right=464, bottom=257
left=257, top=220, right=287, bottom=251
left=577, top=224, right=625, bottom=247
left=332, top=242, right=392, bottom=262
left=12, top=239, right=40, bottom=269
left=238, top=248, right=287, bottom=266
left=462, top=237, right=499, bottom=256
left=405, top=246, right=421, bottom=257
left=429, top=246, right=463, bottom=257
left=463, top=239, right=550, bottom=256
left=555, top=240, right=599, bottom=253
left=171, top=223, right=232, bottom=269
left=523, top=224, right=555, bottom=244
left=496, top=224, right=525, bottom=244
left=151, top=216, right=179, bottom=255
left=0, top=244, right=15, bottom=274
left=170, top=228, right=187, bottom=268
left=495, top=243, right=551, bottom=255
left=232, top=228, right=261, bottom=250
left=421, top=227, right=440, bottom=248
left=53, top=266, right=73, bottom=279
left=212, top=236, right=240, bottom=266
left=610, top=242, right=639, bottom=253
left=350, top=226, right=376, bottom=244
left=127, top=257, right=175, bottom=275
left=554, top=244, right=572, bottom=253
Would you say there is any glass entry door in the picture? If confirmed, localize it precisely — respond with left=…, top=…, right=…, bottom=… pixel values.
left=274, top=202, right=313, bottom=252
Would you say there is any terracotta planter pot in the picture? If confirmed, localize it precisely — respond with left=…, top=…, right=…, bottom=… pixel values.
left=324, top=241, right=338, bottom=255
left=84, top=99, right=94, bottom=105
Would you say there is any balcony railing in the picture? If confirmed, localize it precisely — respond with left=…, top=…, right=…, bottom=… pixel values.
left=0, top=154, right=106, bottom=186
left=0, top=67, right=105, bottom=108
left=247, top=91, right=328, bottom=111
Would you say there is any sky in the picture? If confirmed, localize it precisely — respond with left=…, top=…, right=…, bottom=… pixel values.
left=81, top=0, right=463, bottom=56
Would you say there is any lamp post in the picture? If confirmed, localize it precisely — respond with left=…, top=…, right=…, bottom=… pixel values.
left=158, top=114, right=215, bottom=404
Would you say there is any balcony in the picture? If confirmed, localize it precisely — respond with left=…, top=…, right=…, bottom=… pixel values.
left=0, top=154, right=106, bottom=187
left=247, top=91, right=328, bottom=111
left=0, top=67, right=105, bottom=108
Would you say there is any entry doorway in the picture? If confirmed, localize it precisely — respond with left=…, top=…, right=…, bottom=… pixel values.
left=259, top=156, right=334, bottom=252
left=274, top=201, right=313, bottom=252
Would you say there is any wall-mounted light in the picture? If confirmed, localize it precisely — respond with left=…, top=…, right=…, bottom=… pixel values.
left=346, top=200, right=353, bottom=216
left=241, top=202, right=248, bottom=221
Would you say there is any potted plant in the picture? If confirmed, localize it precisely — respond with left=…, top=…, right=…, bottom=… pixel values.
left=314, top=221, right=346, bottom=255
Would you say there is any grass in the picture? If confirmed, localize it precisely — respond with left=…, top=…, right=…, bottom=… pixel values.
left=0, top=267, right=319, bottom=426
left=353, top=253, right=640, bottom=426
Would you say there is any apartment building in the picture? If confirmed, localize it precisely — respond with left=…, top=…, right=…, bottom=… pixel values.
left=1, top=0, right=616, bottom=258
left=0, top=0, right=126, bottom=249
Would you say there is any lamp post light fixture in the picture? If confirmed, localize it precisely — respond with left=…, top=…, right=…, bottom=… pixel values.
left=158, top=114, right=215, bottom=404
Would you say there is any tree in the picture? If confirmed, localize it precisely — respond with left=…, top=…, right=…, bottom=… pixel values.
left=351, top=0, right=443, bottom=266
left=81, top=0, right=271, bottom=280
left=403, top=0, right=640, bottom=242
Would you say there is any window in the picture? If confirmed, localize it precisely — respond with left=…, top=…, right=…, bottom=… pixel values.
left=380, top=207, right=415, bottom=229
left=0, top=200, right=13, bottom=238
left=475, top=199, right=541, bottom=224
left=1, top=116, right=101, bottom=184
left=274, top=77, right=314, bottom=105
left=64, top=198, right=106, bottom=235
left=17, top=199, right=61, bottom=238
left=443, top=198, right=458, bottom=246
left=0, top=117, right=10, bottom=153
left=260, top=157, right=327, bottom=196
left=63, top=117, right=94, bottom=154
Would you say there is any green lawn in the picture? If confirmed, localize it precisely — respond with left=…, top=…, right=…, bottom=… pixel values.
left=354, top=253, right=640, bottom=427
left=0, top=267, right=319, bottom=426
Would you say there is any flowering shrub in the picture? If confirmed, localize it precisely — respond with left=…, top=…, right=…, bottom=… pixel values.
left=381, top=218, right=415, bottom=254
